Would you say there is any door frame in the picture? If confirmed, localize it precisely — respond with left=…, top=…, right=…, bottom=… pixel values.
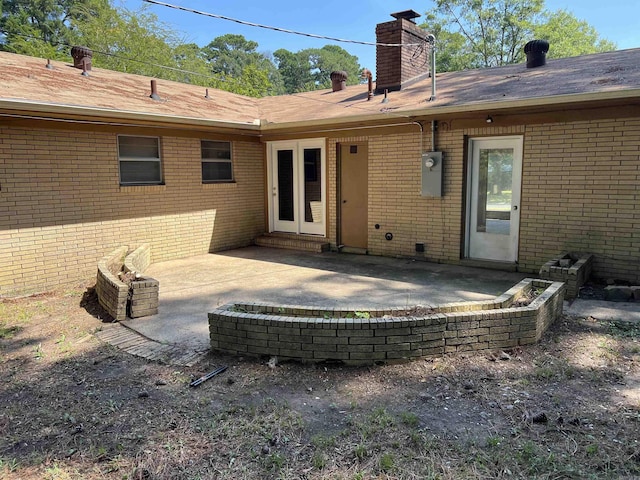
left=267, top=139, right=327, bottom=236
left=464, top=135, right=523, bottom=262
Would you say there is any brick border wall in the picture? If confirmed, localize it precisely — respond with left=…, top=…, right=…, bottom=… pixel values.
left=209, top=279, right=565, bottom=365
left=124, top=243, right=151, bottom=275
left=539, top=253, right=594, bottom=299
left=95, top=246, right=129, bottom=321
left=96, top=244, right=159, bottom=320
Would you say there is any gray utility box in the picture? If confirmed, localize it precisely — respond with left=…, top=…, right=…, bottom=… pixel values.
left=421, top=151, right=443, bottom=197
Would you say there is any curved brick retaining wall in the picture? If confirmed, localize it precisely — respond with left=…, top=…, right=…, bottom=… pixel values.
left=96, top=246, right=129, bottom=321
left=209, top=278, right=565, bottom=365
left=96, top=244, right=158, bottom=321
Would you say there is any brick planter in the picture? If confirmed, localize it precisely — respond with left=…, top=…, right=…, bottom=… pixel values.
left=539, top=252, right=593, bottom=299
left=96, top=244, right=159, bottom=321
left=128, top=277, right=159, bottom=318
left=96, top=246, right=129, bottom=321
left=209, top=278, right=565, bottom=365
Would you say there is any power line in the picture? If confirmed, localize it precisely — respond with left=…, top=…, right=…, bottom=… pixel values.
left=0, top=30, right=428, bottom=115
left=142, top=0, right=427, bottom=48
left=0, top=28, right=228, bottom=83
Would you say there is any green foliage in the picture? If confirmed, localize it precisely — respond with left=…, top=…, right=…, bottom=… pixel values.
left=274, top=44, right=362, bottom=93
left=422, top=0, right=616, bottom=71
left=379, top=453, right=395, bottom=472
left=0, top=0, right=362, bottom=97
left=534, top=10, right=616, bottom=58
left=399, top=411, right=419, bottom=428
left=0, top=0, right=101, bottom=58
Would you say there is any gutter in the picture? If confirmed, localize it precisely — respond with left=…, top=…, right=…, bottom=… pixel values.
left=2, top=87, right=639, bottom=137
left=0, top=98, right=262, bottom=134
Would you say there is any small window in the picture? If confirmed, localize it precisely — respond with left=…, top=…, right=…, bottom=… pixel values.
left=202, top=140, right=233, bottom=183
left=118, top=135, right=162, bottom=185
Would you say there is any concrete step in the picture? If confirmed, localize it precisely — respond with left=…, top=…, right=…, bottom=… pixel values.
left=255, top=233, right=330, bottom=253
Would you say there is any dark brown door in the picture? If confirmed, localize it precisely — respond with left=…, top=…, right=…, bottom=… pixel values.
left=339, top=143, right=368, bottom=249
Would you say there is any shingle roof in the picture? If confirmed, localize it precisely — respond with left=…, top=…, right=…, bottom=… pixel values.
left=258, top=48, right=640, bottom=125
left=0, top=52, right=261, bottom=125
left=1, top=48, right=639, bottom=129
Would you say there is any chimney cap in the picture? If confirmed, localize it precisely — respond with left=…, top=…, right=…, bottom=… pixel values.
left=390, top=10, right=421, bottom=22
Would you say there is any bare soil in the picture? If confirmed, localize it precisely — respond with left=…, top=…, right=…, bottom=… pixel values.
left=1, top=286, right=639, bottom=479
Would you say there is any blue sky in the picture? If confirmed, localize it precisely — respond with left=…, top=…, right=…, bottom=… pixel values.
left=123, top=0, right=640, bottom=74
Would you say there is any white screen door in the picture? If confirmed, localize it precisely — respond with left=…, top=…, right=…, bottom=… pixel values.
left=269, top=139, right=326, bottom=236
left=466, top=136, right=523, bottom=262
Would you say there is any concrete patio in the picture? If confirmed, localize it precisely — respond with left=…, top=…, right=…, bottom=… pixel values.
left=121, top=247, right=529, bottom=350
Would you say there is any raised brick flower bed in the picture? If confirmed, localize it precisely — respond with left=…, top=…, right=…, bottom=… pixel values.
left=208, top=278, right=565, bottom=365
left=539, top=252, right=593, bottom=299
left=96, top=244, right=159, bottom=321
left=128, top=278, right=159, bottom=318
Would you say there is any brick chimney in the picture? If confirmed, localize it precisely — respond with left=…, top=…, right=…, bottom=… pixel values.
left=375, top=10, right=430, bottom=94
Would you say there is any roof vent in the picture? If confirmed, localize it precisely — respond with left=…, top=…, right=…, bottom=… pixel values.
left=330, top=71, right=348, bottom=92
left=524, top=40, right=549, bottom=68
left=150, top=80, right=161, bottom=101
left=70, top=46, right=92, bottom=71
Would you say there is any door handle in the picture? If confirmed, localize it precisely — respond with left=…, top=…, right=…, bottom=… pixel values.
left=342, top=200, right=347, bottom=203
left=513, top=205, right=518, bottom=210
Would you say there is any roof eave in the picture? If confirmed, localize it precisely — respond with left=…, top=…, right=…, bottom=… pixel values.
left=259, top=88, right=640, bottom=132
left=0, top=98, right=262, bottom=133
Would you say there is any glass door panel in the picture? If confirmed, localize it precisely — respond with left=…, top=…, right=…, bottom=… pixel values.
left=476, top=148, right=513, bottom=235
left=467, top=137, right=522, bottom=262
left=303, top=148, right=322, bottom=223
left=277, top=150, right=294, bottom=222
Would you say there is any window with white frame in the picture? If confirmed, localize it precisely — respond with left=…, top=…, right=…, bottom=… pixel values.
left=201, top=140, right=233, bottom=183
left=118, top=135, right=162, bottom=185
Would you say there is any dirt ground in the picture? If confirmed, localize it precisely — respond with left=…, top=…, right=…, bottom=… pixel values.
left=1, top=285, right=639, bottom=479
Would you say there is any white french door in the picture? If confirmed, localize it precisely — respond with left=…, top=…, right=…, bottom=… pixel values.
left=466, top=136, right=523, bottom=262
left=268, top=139, right=326, bottom=236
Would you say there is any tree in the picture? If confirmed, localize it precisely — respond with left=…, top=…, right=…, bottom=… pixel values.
left=310, top=45, right=361, bottom=89
left=273, top=48, right=315, bottom=93
left=423, top=0, right=545, bottom=70
left=422, top=0, right=616, bottom=72
left=533, top=10, right=615, bottom=59
left=0, top=0, right=100, bottom=58
left=274, top=45, right=362, bottom=94
left=202, top=34, right=284, bottom=96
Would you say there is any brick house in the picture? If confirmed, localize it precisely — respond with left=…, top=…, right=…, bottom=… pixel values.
left=1, top=11, right=639, bottom=296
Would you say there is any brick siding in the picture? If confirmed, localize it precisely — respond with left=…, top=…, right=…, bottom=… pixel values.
left=326, top=117, right=640, bottom=284
left=0, top=127, right=265, bottom=295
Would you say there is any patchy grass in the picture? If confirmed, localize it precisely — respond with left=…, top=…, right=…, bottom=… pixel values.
left=1, top=289, right=639, bottom=479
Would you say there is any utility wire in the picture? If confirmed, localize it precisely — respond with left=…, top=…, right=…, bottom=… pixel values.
left=0, top=31, right=429, bottom=117
left=0, top=28, right=230, bottom=83
left=142, top=0, right=427, bottom=47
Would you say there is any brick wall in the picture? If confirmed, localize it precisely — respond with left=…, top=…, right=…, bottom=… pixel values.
left=124, top=243, right=152, bottom=275
left=327, top=131, right=465, bottom=263
left=325, top=117, right=639, bottom=283
left=95, top=246, right=129, bottom=321
left=0, top=127, right=265, bottom=295
left=520, top=118, right=640, bottom=282
left=209, top=279, right=565, bottom=365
